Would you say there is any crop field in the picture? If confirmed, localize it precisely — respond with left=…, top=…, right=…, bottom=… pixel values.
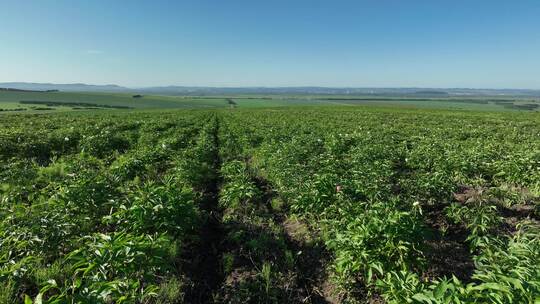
left=2, top=90, right=540, bottom=113
left=0, top=91, right=230, bottom=112
left=0, top=106, right=539, bottom=303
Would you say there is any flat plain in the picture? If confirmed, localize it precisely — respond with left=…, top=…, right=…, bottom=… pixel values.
left=2, top=90, right=540, bottom=113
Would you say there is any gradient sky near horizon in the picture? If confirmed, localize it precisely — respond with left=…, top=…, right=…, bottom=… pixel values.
left=1, top=0, right=539, bottom=88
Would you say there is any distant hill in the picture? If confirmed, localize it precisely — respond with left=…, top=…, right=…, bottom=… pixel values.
left=1, top=82, right=539, bottom=97
left=0, top=82, right=128, bottom=92
left=414, top=90, right=449, bottom=96
left=136, top=86, right=540, bottom=97
left=0, top=87, right=46, bottom=93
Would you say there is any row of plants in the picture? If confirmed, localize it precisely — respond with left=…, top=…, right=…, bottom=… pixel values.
left=216, top=121, right=299, bottom=303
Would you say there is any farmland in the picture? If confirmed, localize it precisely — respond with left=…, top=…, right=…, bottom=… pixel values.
left=1, top=90, right=540, bottom=113
left=0, top=106, right=539, bottom=304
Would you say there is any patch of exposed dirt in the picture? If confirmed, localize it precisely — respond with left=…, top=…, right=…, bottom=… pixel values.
left=182, top=200, right=225, bottom=303
left=452, top=185, right=485, bottom=204
left=282, top=217, right=340, bottom=304
left=422, top=203, right=474, bottom=282
left=282, top=217, right=312, bottom=243
left=223, top=268, right=259, bottom=289
left=253, top=175, right=339, bottom=303
left=501, top=204, right=537, bottom=219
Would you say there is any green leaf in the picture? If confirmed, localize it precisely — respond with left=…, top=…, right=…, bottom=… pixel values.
left=24, top=295, right=33, bottom=304
left=433, top=281, right=448, bottom=298
left=471, top=282, right=510, bottom=293
left=412, top=293, right=433, bottom=303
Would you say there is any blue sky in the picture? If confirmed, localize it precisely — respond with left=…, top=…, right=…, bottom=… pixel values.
left=1, top=0, right=539, bottom=88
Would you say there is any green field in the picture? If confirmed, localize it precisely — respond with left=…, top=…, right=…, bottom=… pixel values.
left=0, top=91, right=230, bottom=112
left=1, top=90, right=540, bottom=113
left=1, top=106, right=538, bottom=303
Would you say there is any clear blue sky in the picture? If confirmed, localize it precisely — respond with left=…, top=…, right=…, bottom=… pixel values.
left=1, top=0, right=539, bottom=88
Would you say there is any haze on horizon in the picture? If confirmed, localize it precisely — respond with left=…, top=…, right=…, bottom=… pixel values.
left=1, top=0, right=539, bottom=89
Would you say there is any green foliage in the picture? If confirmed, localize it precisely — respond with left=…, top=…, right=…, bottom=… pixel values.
left=219, top=161, right=261, bottom=209
left=1, top=107, right=539, bottom=303
left=0, top=111, right=212, bottom=302
left=220, top=108, right=540, bottom=302
left=327, top=199, right=425, bottom=285
left=106, top=180, right=199, bottom=236
left=43, top=232, right=175, bottom=303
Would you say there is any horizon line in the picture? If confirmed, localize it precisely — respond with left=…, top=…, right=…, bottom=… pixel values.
left=1, top=81, right=540, bottom=91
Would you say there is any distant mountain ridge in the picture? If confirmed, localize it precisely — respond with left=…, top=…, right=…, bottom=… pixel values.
left=1, top=82, right=540, bottom=97
left=0, top=82, right=127, bottom=92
